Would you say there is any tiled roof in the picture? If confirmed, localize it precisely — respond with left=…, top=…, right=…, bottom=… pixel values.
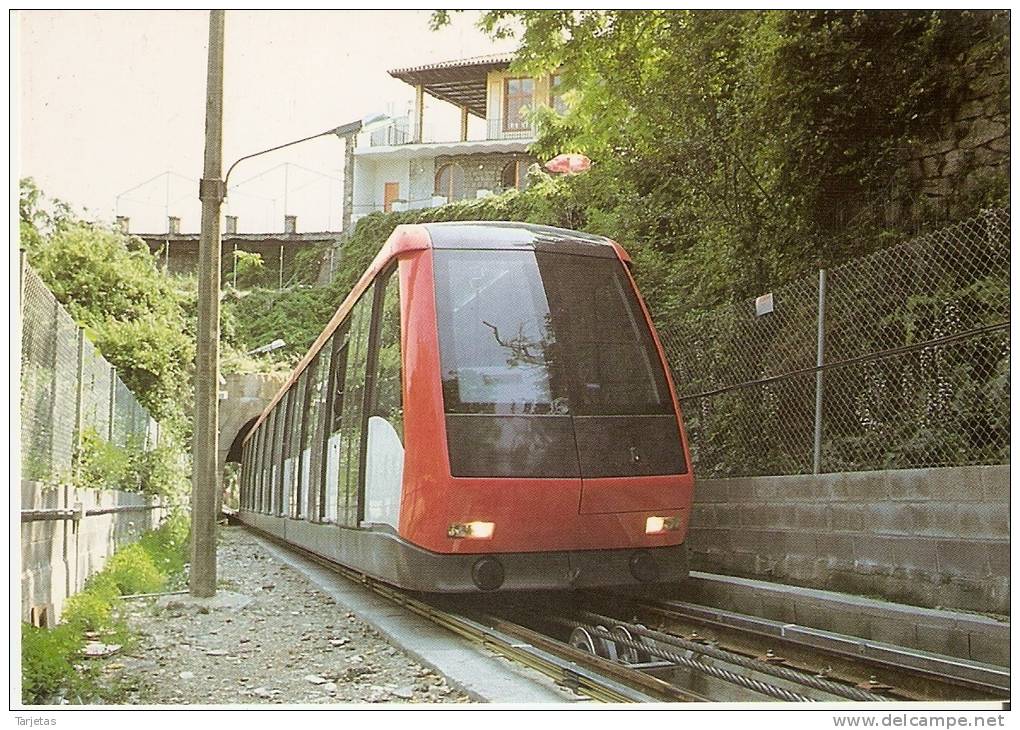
left=387, top=53, right=516, bottom=77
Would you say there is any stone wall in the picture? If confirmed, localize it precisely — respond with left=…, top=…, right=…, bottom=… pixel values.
left=21, top=482, right=169, bottom=625
left=434, top=152, right=536, bottom=200
left=218, top=371, right=291, bottom=473
left=407, top=156, right=436, bottom=209
left=903, top=41, right=1009, bottom=223
left=687, top=465, right=1009, bottom=615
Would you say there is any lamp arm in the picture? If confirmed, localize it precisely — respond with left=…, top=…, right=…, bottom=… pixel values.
left=224, top=127, right=339, bottom=189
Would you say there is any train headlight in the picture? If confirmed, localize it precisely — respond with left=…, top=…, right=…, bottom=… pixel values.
left=645, top=515, right=681, bottom=534
left=447, top=521, right=495, bottom=539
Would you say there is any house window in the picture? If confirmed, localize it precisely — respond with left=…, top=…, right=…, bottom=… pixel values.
left=434, top=163, right=466, bottom=201
left=501, top=159, right=529, bottom=191
left=550, top=73, right=567, bottom=115
left=503, top=77, right=534, bottom=132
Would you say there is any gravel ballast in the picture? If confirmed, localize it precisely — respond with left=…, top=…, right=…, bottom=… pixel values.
left=109, top=527, right=469, bottom=705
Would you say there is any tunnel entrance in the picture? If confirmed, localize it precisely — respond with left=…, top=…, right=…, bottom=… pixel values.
left=226, top=416, right=259, bottom=464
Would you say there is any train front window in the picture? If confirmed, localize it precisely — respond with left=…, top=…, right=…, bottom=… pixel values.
left=433, top=249, right=671, bottom=416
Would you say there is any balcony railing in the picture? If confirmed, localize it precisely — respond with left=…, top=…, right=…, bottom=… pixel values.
left=486, top=117, right=536, bottom=141
left=369, top=123, right=413, bottom=147
left=363, top=117, right=537, bottom=148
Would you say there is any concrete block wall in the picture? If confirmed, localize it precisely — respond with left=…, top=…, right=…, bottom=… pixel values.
left=21, top=481, right=168, bottom=625
left=687, top=465, right=1009, bottom=615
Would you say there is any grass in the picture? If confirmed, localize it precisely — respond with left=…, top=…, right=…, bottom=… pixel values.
left=21, top=512, right=190, bottom=705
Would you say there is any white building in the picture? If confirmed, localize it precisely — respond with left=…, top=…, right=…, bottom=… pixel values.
left=348, top=54, right=565, bottom=223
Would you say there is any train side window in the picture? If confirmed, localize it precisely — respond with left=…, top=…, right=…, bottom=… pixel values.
left=294, top=364, right=314, bottom=520
left=261, top=422, right=273, bottom=513
left=284, top=383, right=296, bottom=518
left=246, top=439, right=255, bottom=511
left=273, top=409, right=284, bottom=513
left=239, top=441, right=246, bottom=509
left=252, top=425, right=261, bottom=512
left=335, top=293, right=373, bottom=527
left=252, top=423, right=261, bottom=512
left=362, top=265, right=404, bottom=529
left=309, top=335, right=335, bottom=521
left=289, top=375, right=306, bottom=518
left=271, top=406, right=285, bottom=514
left=263, top=412, right=277, bottom=513
left=241, top=441, right=250, bottom=510
left=304, top=351, right=327, bottom=521
left=320, top=328, right=348, bottom=522
left=278, top=389, right=292, bottom=517
left=369, top=267, right=403, bottom=439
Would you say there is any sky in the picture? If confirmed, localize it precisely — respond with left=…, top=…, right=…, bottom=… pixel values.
left=15, top=10, right=518, bottom=234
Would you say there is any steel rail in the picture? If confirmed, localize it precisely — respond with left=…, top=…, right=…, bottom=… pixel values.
left=577, top=609, right=888, bottom=702
left=241, top=525, right=663, bottom=703
left=642, top=599, right=1010, bottom=697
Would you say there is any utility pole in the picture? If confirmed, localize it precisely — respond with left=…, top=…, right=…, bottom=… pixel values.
left=191, top=9, right=225, bottom=598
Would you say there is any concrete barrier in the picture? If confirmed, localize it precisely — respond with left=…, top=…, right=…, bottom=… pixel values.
left=687, top=465, right=1009, bottom=615
left=20, top=480, right=169, bottom=625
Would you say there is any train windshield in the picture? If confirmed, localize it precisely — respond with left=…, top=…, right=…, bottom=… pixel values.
left=433, top=249, right=673, bottom=416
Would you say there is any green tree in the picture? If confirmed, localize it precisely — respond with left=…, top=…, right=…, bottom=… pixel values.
left=434, top=10, right=1008, bottom=314
left=19, top=179, right=193, bottom=427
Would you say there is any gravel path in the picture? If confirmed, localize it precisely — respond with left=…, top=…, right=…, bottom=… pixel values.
left=109, top=527, right=469, bottom=704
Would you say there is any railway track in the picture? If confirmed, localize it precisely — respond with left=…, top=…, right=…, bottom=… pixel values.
left=490, top=591, right=1010, bottom=703
left=243, top=524, right=670, bottom=702
left=241, top=524, right=1009, bottom=704
left=631, top=597, right=1010, bottom=700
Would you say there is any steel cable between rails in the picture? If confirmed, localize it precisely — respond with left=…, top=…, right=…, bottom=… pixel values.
left=569, top=621, right=814, bottom=702
left=580, top=610, right=889, bottom=702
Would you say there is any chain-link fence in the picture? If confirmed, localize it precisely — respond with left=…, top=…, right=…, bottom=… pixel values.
left=660, top=208, right=1010, bottom=479
left=20, top=263, right=160, bottom=483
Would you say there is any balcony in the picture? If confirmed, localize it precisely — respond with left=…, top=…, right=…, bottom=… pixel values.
left=363, top=117, right=536, bottom=149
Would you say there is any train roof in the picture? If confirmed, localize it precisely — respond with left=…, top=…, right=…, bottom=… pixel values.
left=420, top=221, right=618, bottom=258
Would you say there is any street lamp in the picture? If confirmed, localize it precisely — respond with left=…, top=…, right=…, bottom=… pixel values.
left=223, top=112, right=391, bottom=190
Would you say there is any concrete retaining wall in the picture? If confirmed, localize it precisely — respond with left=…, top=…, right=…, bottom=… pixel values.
left=687, top=465, right=1009, bottom=615
left=20, top=481, right=169, bottom=625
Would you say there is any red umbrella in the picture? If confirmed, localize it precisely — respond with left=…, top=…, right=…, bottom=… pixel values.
left=544, top=153, right=592, bottom=174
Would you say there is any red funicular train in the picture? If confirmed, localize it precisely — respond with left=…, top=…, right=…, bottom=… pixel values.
left=238, top=222, right=694, bottom=592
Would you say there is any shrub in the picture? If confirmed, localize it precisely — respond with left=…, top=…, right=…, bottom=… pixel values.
left=137, top=512, right=190, bottom=583
left=21, top=514, right=190, bottom=704
left=82, top=572, right=121, bottom=603
left=135, top=445, right=190, bottom=500
left=232, top=250, right=266, bottom=289
left=61, top=590, right=117, bottom=633
left=104, top=543, right=166, bottom=595
left=75, top=428, right=130, bottom=492
left=21, top=623, right=83, bottom=704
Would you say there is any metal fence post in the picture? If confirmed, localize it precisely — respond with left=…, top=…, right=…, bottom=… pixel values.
left=108, top=366, right=116, bottom=442
left=73, top=328, right=86, bottom=458
left=47, top=296, right=61, bottom=477
left=65, top=327, right=86, bottom=599
left=813, top=268, right=827, bottom=474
